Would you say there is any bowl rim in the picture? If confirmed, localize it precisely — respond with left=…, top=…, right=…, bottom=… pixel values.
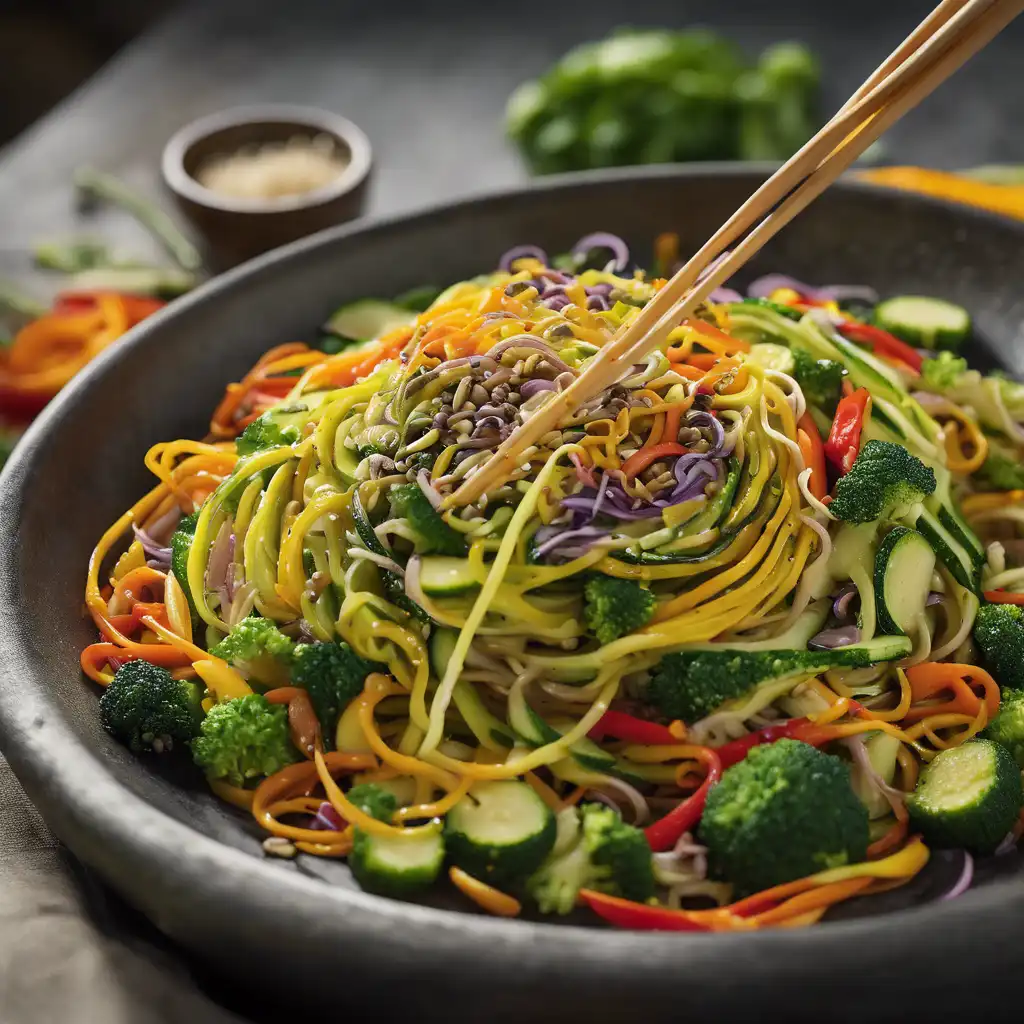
left=4, top=162, right=1024, bottom=998
left=161, top=103, right=373, bottom=215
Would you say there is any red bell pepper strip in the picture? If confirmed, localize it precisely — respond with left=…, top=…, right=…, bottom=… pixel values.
left=588, top=710, right=677, bottom=746
left=53, top=291, right=165, bottom=326
left=824, top=387, right=871, bottom=474
left=796, top=411, right=827, bottom=500
left=578, top=890, right=715, bottom=931
left=983, top=590, right=1024, bottom=605
left=643, top=746, right=722, bottom=852
left=713, top=718, right=839, bottom=770
left=837, top=320, right=923, bottom=374
left=0, top=384, right=51, bottom=424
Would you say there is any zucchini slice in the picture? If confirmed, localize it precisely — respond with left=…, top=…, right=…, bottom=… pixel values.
left=350, top=823, right=446, bottom=898
left=915, top=507, right=978, bottom=592
left=874, top=295, right=970, bottom=351
left=906, top=739, right=1023, bottom=853
left=745, top=342, right=795, bottom=374
left=873, top=526, right=935, bottom=635
left=325, top=299, right=415, bottom=343
left=508, top=683, right=614, bottom=770
left=428, top=628, right=458, bottom=679
left=444, top=780, right=556, bottom=883
left=419, top=556, right=479, bottom=596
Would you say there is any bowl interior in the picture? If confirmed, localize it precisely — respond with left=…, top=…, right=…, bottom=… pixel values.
left=3, top=167, right=1024, bottom=1019
left=183, top=122, right=353, bottom=195
left=163, top=106, right=372, bottom=216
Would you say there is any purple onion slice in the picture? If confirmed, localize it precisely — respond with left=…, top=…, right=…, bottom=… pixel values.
left=941, top=850, right=974, bottom=901
left=499, top=245, right=548, bottom=272
left=572, top=232, right=630, bottom=272
left=808, top=625, right=862, bottom=649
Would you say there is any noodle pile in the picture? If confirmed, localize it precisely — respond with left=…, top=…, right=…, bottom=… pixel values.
left=81, top=234, right=1024, bottom=929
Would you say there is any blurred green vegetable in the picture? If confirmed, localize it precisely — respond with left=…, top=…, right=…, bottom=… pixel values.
left=507, top=29, right=820, bottom=175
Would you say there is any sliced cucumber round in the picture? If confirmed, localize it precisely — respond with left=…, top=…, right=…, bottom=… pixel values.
left=444, top=780, right=556, bottom=883
left=745, top=342, right=795, bottom=374
left=874, top=295, right=970, bottom=351
left=350, top=823, right=445, bottom=898
left=906, top=739, right=1022, bottom=853
left=419, top=556, right=480, bottom=596
left=325, top=299, right=415, bottom=343
left=873, top=525, right=936, bottom=635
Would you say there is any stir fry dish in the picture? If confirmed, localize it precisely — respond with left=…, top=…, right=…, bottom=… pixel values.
left=82, top=231, right=1024, bottom=930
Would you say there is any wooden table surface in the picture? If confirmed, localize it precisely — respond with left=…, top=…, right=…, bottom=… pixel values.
left=1, top=0, right=1023, bottom=300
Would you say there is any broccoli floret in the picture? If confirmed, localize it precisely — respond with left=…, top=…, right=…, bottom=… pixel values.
left=291, top=640, right=380, bottom=745
left=389, top=484, right=467, bottom=557
left=974, top=603, right=1024, bottom=690
left=919, top=351, right=968, bottom=390
left=210, top=616, right=296, bottom=687
left=647, top=635, right=911, bottom=722
left=169, top=511, right=199, bottom=619
left=975, top=452, right=1024, bottom=492
left=347, top=782, right=398, bottom=821
left=236, top=413, right=300, bottom=457
left=192, top=693, right=299, bottom=785
left=829, top=440, right=936, bottom=524
left=527, top=803, right=655, bottom=915
left=791, top=347, right=844, bottom=413
left=699, top=739, right=869, bottom=895
left=99, top=659, right=204, bottom=754
left=583, top=576, right=655, bottom=644
left=347, top=783, right=445, bottom=897
left=983, top=688, right=1024, bottom=768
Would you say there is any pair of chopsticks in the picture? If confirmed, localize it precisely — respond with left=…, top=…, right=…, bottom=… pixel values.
left=447, top=0, right=1023, bottom=509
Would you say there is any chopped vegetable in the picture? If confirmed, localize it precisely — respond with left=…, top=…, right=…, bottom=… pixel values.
left=974, top=602, right=1024, bottom=690
left=792, top=347, right=845, bottom=413
left=699, top=739, right=870, bottom=895
left=646, top=635, right=911, bottom=722
left=582, top=575, right=656, bottom=644
left=389, top=484, right=467, bottom=557
left=527, top=803, right=654, bottom=914
left=906, top=740, right=1023, bottom=853
left=210, top=616, right=296, bottom=687
left=874, top=295, right=971, bottom=351
left=169, top=511, right=199, bottom=620
left=828, top=440, right=936, bottom=524
left=99, top=659, right=203, bottom=753
left=192, top=693, right=300, bottom=785
left=291, top=641, right=381, bottom=746
left=983, top=688, right=1024, bottom=768
left=445, top=780, right=556, bottom=885
left=824, top=387, right=871, bottom=474
left=235, top=413, right=301, bottom=457
left=347, top=783, right=446, bottom=897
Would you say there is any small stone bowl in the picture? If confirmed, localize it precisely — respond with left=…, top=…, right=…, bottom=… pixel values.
left=161, top=104, right=372, bottom=269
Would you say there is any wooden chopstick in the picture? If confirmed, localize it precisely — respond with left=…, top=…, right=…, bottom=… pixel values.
left=446, top=0, right=1021, bottom=508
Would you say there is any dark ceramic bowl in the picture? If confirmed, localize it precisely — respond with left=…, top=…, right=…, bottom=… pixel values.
left=162, top=104, right=372, bottom=270
left=2, top=167, right=1024, bottom=1023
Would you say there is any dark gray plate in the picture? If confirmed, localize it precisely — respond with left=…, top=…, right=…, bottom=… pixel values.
left=2, top=166, right=1024, bottom=1022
